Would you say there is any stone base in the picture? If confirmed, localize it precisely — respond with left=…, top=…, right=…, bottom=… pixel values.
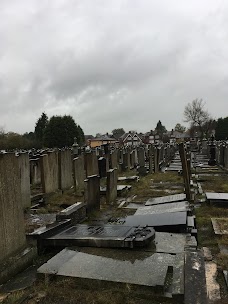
left=0, top=247, right=37, bottom=284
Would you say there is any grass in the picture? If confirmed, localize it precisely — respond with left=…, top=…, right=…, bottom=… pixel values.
left=131, top=172, right=183, bottom=200
left=200, top=175, right=228, bottom=193
left=3, top=278, right=177, bottom=304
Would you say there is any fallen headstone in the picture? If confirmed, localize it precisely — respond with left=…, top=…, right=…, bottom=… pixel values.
left=145, top=194, right=187, bottom=206
left=122, top=212, right=188, bottom=233
left=135, top=201, right=190, bottom=216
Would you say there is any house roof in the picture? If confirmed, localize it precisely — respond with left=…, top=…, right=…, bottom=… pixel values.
left=120, top=132, right=143, bottom=142
left=90, top=135, right=117, bottom=141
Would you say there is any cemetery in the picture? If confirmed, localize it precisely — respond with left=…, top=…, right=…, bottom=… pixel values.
left=0, top=140, right=228, bottom=304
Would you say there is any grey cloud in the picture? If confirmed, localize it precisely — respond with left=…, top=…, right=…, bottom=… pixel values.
left=0, top=0, right=228, bottom=135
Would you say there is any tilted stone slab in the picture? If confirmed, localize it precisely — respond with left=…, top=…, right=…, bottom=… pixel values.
left=135, top=201, right=190, bottom=215
left=184, top=250, right=208, bottom=304
left=211, top=218, right=228, bottom=235
left=42, top=225, right=155, bottom=249
left=123, top=212, right=187, bottom=233
left=206, top=192, right=228, bottom=205
left=38, top=248, right=174, bottom=291
left=145, top=194, right=187, bottom=206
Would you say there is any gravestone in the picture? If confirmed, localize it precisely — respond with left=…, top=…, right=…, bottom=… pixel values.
left=18, top=153, right=31, bottom=209
left=138, top=147, right=147, bottom=175
left=135, top=201, right=189, bottom=215
left=0, top=153, right=26, bottom=264
left=145, top=193, right=186, bottom=206
left=40, top=151, right=59, bottom=193
left=98, top=157, right=107, bottom=178
left=138, top=147, right=145, bottom=167
left=106, top=169, right=118, bottom=204
left=56, top=202, right=86, bottom=224
left=110, top=150, right=118, bottom=169
left=123, top=211, right=187, bottom=233
left=122, top=150, right=130, bottom=171
left=37, top=225, right=155, bottom=249
left=38, top=248, right=175, bottom=293
left=73, top=156, right=85, bottom=195
left=84, top=175, right=100, bottom=212
left=154, top=147, right=159, bottom=173
left=85, top=151, right=99, bottom=177
left=130, top=150, right=136, bottom=169
left=58, top=149, right=73, bottom=190
left=148, top=146, right=154, bottom=174
left=184, top=250, right=207, bottom=304
left=30, top=158, right=41, bottom=185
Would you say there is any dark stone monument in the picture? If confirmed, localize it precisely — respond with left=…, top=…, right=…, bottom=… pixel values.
left=84, top=175, right=100, bottom=212
left=208, top=135, right=216, bottom=166
left=98, top=157, right=107, bottom=178
left=34, top=225, right=155, bottom=250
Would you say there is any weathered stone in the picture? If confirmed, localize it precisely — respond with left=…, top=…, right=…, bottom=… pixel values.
left=205, top=262, right=220, bottom=302
left=202, top=247, right=212, bottom=261
left=98, top=157, right=106, bottom=178
left=135, top=201, right=189, bottom=215
left=38, top=248, right=175, bottom=292
left=85, top=151, right=99, bottom=177
left=30, top=158, right=41, bottom=185
left=58, top=149, right=73, bottom=190
left=56, top=202, right=86, bottom=224
left=110, top=150, right=118, bottom=169
left=18, top=153, right=31, bottom=209
left=73, top=156, right=84, bottom=195
left=145, top=193, right=186, bottom=206
left=106, top=169, right=118, bottom=204
left=40, top=151, right=59, bottom=193
left=84, top=175, right=100, bottom=212
left=0, top=153, right=26, bottom=264
left=184, top=250, right=208, bottom=304
left=211, top=218, right=228, bottom=235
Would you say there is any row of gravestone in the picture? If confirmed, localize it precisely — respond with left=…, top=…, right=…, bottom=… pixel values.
left=0, top=143, right=177, bottom=284
left=215, top=141, right=228, bottom=168
left=200, top=139, right=228, bottom=169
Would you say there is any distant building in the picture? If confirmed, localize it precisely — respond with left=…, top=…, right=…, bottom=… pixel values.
left=88, top=133, right=118, bottom=148
left=119, top=131, right=143, bottom=147
left=143, top=130, right=155, bottom=144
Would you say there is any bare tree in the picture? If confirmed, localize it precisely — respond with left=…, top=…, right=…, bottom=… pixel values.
left=184, top=98, right=211, bottom=138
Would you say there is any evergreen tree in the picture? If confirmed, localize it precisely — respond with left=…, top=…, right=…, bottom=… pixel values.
left=174, top=123, right=186, bottom=133
left=44, top=115, right=84, bottom=148
left=112, top=128, right=125, bottom=139
left=34, top=112, right=48, bottom=147
left=215, top=117, right=228, bottom=140
left=155, top=120, right=167, bottom=137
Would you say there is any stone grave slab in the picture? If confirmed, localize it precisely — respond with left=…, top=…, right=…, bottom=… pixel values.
left=100, top=185, right=131, bottom=195
left=172, top=253, right=185, bottom=300
left=56, top=202, right=86, bottom=224
left=184, top=250, right=208, bottom=304
left=37, top=247, right=175, bottom=292
left=118, top=176, right=139, bottom=182
left=145, top=232, right=188, bottom=254
left=135, top=201, right=190, bottom=216
left=38, top=225, right=155, bottom=250
left=123, top=202, right=145, bottom=209
left=223, top=270, right=228, bottom=288
left=122, top=212, right=187, bottom=233
left=211, top=218, right=228, bottom=235
left=205, top=262, right=221, bottom=302
left=145, top=194, right=187, bottom=206
left=206, top=192, right=228, bottom=206
left=166, top=167, right=182, bottom=172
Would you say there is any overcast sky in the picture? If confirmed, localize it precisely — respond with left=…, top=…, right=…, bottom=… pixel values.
left=0, top=0, right=228, bottom=135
